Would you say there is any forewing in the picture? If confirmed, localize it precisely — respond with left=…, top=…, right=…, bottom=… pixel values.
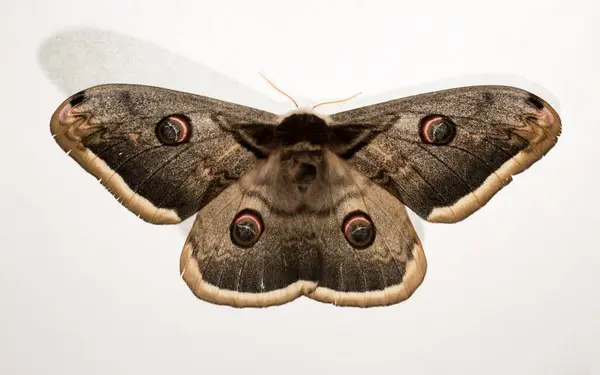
left=328, top=86, right=561, bottom=223
left=50, top=84, right=279, bottom=224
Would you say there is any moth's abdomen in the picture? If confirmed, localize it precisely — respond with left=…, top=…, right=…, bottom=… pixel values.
left=279, top=151, right=323, bottom=197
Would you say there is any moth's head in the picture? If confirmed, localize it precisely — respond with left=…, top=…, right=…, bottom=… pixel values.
left=276, top=109, right=331, bottom=151
left=258, top=74, right=364, bottom=156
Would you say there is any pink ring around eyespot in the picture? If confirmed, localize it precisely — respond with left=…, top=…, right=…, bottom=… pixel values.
left=235, top=213, right=262, bottom=233
left=343, top=215, right=370, bottom=235
left=420, top=116, right=444, bottom=144
left=169, top=116, right=190, bottom=142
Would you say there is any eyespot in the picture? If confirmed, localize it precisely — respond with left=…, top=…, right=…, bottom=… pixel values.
left=230, top=209, right=264, bottom=248
left=342, top=211, right=375, bottom=249
left=155, top=115, right=191, bottom=145
left=419, top=115, right=456, bottom=145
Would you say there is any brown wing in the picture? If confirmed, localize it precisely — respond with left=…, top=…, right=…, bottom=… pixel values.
left=308, top=152, right=426, bottom=306
left=50, top=84, right=279, bottom=224
left=179, top=151, right=426, bottom=308
left=328, top=86, right=561, bottom=223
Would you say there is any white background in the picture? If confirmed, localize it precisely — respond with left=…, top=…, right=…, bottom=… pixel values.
left=1, top=1, right=599, bottom=374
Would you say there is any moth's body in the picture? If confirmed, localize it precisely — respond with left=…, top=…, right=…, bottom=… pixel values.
left=265, top=112, right=330, bottom=201
left=51, top=83, right=561, bottom=308
left=247, top=111, right=346, bottom=214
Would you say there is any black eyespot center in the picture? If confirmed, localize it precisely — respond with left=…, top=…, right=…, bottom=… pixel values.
left=156, top=115, right=191, bottom=145
left=419, top=115, right=456, bottom=145
left=342, top=211, right=375, bottom=249
left=230, top=209, right=264, bottom=248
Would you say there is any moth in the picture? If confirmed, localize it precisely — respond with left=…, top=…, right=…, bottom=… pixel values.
left=50, top=82, right=561, bottom=308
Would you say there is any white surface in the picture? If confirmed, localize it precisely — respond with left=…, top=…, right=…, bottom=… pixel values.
left=1, top=1, right=599, bottom=374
